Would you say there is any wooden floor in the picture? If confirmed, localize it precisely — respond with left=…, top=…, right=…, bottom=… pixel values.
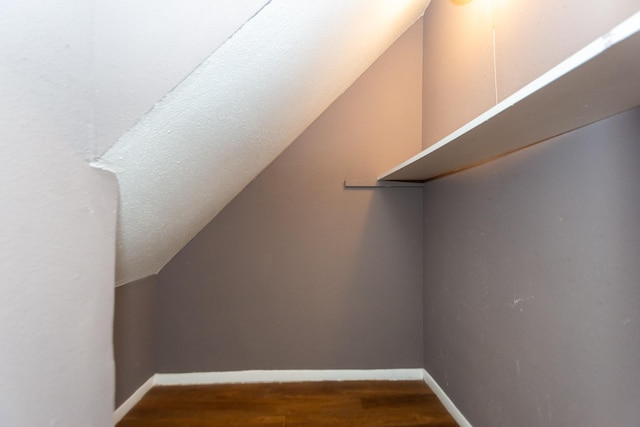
left=117, top=380, right=458, bottom=426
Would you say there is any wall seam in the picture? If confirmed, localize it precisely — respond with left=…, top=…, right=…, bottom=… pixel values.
left=491, top=0, right=499, bottom=104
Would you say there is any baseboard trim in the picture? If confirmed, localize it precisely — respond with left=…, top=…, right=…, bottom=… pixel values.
left=114, top=375, right=155, bottom=424
left=154, top=368, right=425, bottom=386
left=422, top=369, right=472, bottom=427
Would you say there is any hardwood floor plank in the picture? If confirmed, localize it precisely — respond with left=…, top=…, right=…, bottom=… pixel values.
left=117, top=380, right=458, bottom=426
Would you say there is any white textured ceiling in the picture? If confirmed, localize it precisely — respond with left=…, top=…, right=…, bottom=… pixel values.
left=94, top=0, right=431, bottom=285
left=92, top=0, right=270, bottom=160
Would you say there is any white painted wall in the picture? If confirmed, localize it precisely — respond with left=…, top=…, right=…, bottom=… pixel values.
left=0, top=1, right=118, bottom=426
left=96, top=0, right=431, bottom=285
left=92, top=0, right=270, bottom=159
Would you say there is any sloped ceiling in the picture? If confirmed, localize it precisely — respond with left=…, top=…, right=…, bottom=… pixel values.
left=92, top=0, right=271, bottom=160
left=94, top=0, right=431, bottom=285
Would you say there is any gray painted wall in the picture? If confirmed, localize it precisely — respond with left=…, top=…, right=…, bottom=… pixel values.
left=114, top=275, right=157, bottom=407
left=156, top=20, right=425, bottom=373
left=422, top=107, right=640, bottom=426
left=421, top=0, right=640, bottom=149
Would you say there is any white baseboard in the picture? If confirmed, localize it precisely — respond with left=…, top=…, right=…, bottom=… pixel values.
left=114, top=375, right=155, bottom=424
left=422, top=369, right=472, bottom=427
left=155, top=368, right=425, bottom=385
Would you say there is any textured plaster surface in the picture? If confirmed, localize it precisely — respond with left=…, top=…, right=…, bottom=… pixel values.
left=96, top=0, right=431, bottom=285
left=92, top=0, right=270, bottom=158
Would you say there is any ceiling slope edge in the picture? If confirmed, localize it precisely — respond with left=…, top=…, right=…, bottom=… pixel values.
left=94, top=0, right=431, bottom=286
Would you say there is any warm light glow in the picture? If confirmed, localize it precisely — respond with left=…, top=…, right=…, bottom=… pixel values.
left=451, top=0, right=473, bottom=4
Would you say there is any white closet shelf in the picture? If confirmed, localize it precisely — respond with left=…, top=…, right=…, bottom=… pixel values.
left=379, top=11, right=640, bottom=182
